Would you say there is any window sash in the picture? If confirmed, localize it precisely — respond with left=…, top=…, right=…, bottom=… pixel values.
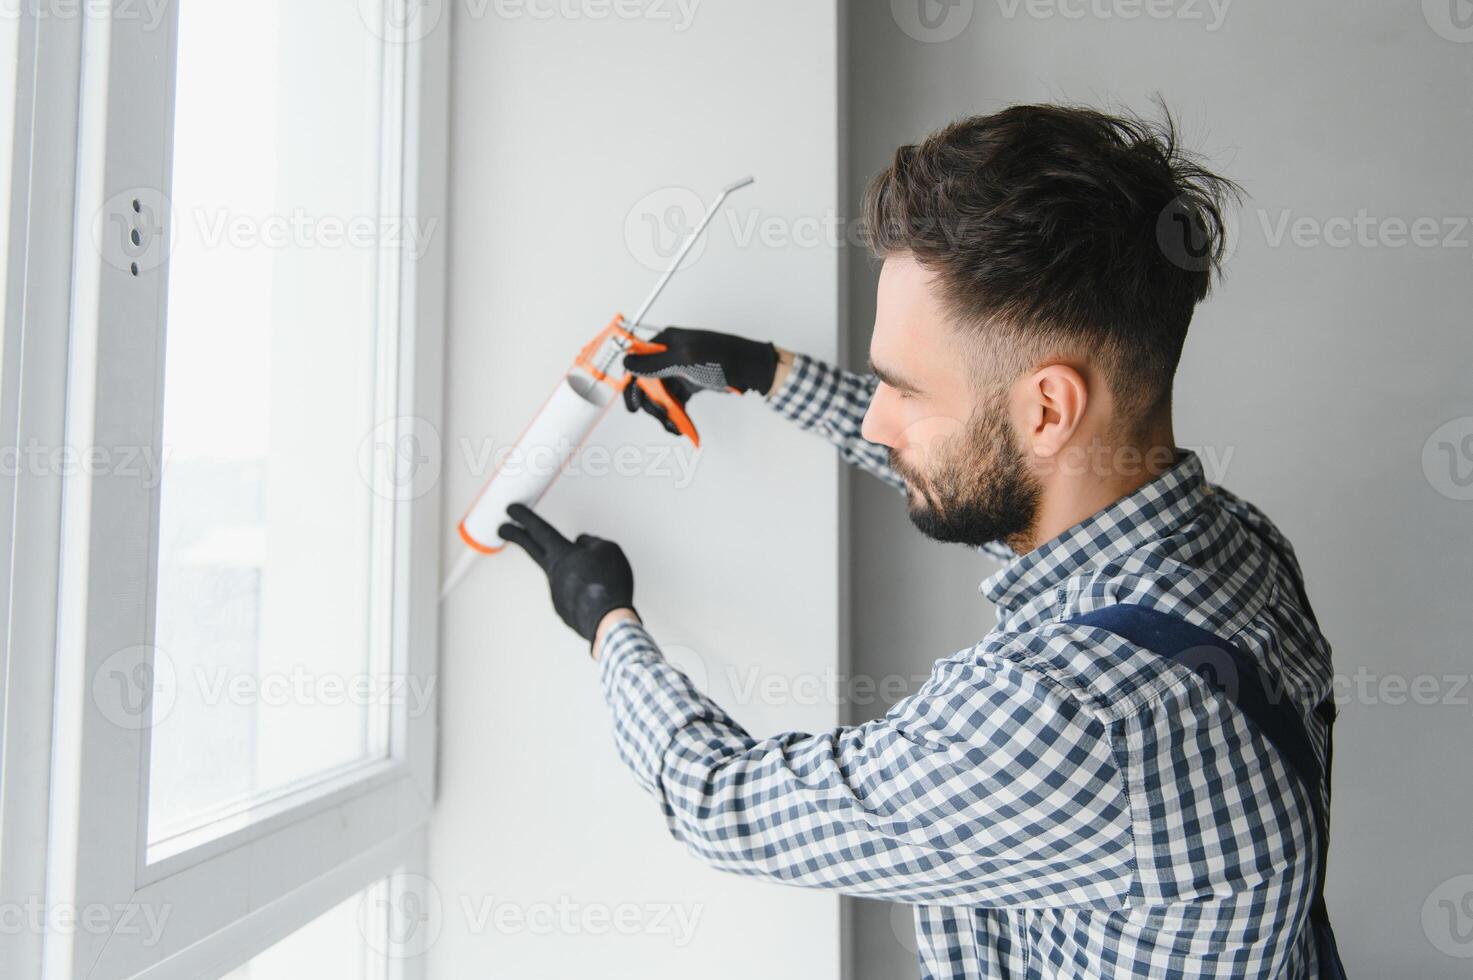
left=0, top=7, right=88, bottom=978
left=32, top=5, right=446, bottom=978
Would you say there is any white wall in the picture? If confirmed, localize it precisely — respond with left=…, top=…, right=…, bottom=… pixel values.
left=843, top=2, right=1473, bottom=978
left=433, top=2, right=846, bottom=977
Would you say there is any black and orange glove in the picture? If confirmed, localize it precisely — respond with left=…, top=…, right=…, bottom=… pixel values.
left=621, top=327, right=779, bottom=437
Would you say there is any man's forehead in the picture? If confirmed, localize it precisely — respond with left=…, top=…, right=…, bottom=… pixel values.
left=874, top=255, right=953, bottom=366
left=878, top=252, right=935, bottom=300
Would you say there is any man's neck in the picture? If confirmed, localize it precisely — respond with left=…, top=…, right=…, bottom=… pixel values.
left=1008, top=431, right=1178, bottom=556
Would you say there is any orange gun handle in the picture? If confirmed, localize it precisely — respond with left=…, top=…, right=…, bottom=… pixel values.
left=634, top=376, right=700, bottom=448
left=623, top=336, right=667, bottom=357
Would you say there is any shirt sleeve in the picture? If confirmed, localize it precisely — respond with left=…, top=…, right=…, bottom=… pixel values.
left=597, top=619, right=1135, bottom=910
left=764, top=351, right=908, bottom=494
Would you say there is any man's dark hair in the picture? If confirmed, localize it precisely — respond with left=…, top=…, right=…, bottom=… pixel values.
left=861, top=102, right=1241, bottom=431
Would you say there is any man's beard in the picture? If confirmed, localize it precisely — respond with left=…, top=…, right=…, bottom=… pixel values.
left=889, top=396, right=1041, bottom=551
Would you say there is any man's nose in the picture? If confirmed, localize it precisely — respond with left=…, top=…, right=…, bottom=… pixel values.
left=861, top=387, right=900, bottom=448
left=860, top=405, right=888, bottom=447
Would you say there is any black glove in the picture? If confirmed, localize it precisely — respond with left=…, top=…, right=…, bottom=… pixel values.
left=498, top=503, right=637, bottom=646
left=621, top=327, right=779, bottom=437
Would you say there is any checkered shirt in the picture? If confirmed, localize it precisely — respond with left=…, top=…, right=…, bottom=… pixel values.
left=598, top=351, right=1335, bottom=978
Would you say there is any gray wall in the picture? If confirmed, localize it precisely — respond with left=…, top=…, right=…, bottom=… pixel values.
left=433, top=2, right=847, bottom=977
left=842, top=2, right=1473, bottom=977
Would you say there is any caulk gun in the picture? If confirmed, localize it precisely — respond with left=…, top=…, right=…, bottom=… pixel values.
left=440, top=176, right=755, bottom=600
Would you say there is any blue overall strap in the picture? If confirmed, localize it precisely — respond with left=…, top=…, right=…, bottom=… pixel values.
left=1066, top=603, right=1347, bottom=979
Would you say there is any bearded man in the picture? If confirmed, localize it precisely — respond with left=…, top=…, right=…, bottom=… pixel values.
left=499, top=104, right=1345, bottom=980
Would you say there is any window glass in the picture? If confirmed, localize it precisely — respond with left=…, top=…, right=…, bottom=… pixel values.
left=148, top=0, right=400, bottom=847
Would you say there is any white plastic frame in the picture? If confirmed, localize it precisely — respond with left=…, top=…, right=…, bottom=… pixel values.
left=26, top=3, right=448, bottom=978
left=1, top=4, right=89, bottom=977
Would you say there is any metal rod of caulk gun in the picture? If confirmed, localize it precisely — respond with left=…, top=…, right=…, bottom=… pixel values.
left=590, top=175, right=755, bottom=384
left=626, top=176, right=755, bottom=333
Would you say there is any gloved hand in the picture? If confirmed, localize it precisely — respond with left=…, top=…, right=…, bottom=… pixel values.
left=621, top=327, right=779, bottom=437
left=498, top=503, right=637, bottom=646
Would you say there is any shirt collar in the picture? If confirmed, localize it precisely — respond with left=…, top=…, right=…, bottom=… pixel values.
left=979, top=449, right=1209, bottom=615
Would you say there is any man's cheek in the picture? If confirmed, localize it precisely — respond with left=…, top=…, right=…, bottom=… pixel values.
left=901, top=418, right=962, bottom=475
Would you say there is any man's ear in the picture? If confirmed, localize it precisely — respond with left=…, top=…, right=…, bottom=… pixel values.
left=1020, top=363, right=1088, bottom=458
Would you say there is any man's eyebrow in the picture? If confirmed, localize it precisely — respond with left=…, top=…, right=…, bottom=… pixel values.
left=868, top=356, right=923, bottom=394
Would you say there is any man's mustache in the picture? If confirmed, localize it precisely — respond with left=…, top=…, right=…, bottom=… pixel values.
left=888, top=450, right=915, bottom=484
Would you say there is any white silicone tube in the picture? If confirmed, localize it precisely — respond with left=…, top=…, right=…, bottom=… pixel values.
left=458, top=372, right=612, bottom=553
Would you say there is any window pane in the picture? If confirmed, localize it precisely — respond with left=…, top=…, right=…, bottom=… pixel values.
left=148, top=1, right=400, bottom=846
left=222, top=883, right=385, bottom=980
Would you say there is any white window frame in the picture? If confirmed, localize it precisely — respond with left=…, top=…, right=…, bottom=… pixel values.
left=1, top=6, right=83, bottom=978
left=2, top=3, right=450, bottom=978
